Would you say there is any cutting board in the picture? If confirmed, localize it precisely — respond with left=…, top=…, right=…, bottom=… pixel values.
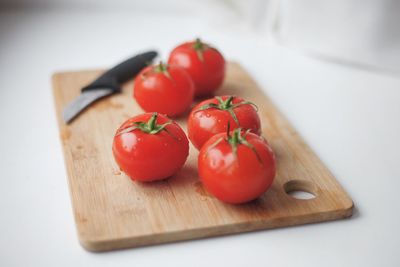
left=52, top=62, right=353, bottom=252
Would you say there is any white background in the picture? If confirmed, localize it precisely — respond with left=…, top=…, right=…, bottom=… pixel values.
left=1, top=1, right=400, bottom=266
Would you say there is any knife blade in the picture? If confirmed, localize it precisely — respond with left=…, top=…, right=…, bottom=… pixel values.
left=63, top=50, right=158, bottom=124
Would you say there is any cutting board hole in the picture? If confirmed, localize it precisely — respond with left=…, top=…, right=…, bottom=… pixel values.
left=284, top=180, right=317, bottom=200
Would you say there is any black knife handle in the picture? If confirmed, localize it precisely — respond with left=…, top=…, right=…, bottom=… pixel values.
left=81, top=50, right=158, bottom=93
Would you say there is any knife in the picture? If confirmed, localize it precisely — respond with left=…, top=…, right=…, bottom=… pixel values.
left=63, top=50, right=158, bottom=124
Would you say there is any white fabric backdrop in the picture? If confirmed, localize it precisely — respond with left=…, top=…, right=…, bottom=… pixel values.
left=2, top=0, right=399, bottom=73
left=275, top=0, right=400, bottom=73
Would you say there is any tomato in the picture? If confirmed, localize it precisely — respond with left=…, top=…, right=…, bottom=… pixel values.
left=188, top=95, right=261, bottom=150
left=134, top=62, right=194, bottom=117
left=198, top=128, right=276, bottom=204
left=168, top=38, right=225, bottom=97
left=112, top=113, right=189, bottom=182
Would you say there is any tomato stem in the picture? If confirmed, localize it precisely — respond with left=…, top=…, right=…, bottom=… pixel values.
left=193, top=38, right=204, bottom=50
left=116, top=113, right=176, bottom=138
left=207, top=123, right=261, bottom=163
left=225, top=126, right=262, bottom=163
left=153, top=61, right=172, bottom=79
left=220, top=96, right=234, bottom=109
left=197, top=96, right=258, bottom=126
left=230, top=129, right=240, bottom=145
left=192, top=38, right=208, bottom=62
left=147, top=112, right=158, bottom=130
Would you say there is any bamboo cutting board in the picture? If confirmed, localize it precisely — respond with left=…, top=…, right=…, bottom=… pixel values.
left=52, top=62, right=353, bottom=252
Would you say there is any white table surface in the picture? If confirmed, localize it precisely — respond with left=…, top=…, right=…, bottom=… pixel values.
left=1, top=7, right=399, bottom=267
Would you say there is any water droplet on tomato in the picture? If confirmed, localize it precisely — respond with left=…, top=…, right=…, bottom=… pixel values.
left=206, top=114, right=211, bottom=118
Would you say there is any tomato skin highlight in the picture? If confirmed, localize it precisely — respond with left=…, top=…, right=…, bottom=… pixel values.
left=134, top=64, right=194, bottom=117
left=198, top=132, right=276, bottom=204
left=188, top=95, right=261, bottom=150
left=112, top=113, right=189, bottom=182
left=168, top=39, right=225, bottom=97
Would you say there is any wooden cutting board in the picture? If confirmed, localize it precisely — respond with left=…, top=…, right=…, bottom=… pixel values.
left=52, top=62, right=353, bottom=252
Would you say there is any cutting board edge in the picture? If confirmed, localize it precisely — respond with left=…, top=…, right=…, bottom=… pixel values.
left=79, top=203, right=353, bottom=252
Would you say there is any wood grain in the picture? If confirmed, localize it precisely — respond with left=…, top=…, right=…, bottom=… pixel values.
left=52, top=62, right=353, bottom=252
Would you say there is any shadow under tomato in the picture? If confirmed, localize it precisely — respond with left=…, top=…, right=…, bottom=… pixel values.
left=167, top=164, right=198, bottom=187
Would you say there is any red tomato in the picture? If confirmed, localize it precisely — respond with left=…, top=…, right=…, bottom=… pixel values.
left=112, top=113, right=189, bottom=182
left=134, top=62, right=194, bottom=117
left=188, top=95, right=261, bottom=150
left=198, top=128, right=276, bottom=204
left=168, top=38, right=225, bottom=97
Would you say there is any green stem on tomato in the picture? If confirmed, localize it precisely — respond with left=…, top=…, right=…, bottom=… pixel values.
left=193, top=38, right=204, bottom=50
left=192, top=38, right=208, bottom=62
left=147, top=112, right=158, bottom=130
left=117, top=112, right=176, bottom=138
left=227, top=123, right=262, bottom=162
left=206, top=123, right=262, bottom=163
left=196, top=96, right=258, bottom=126
left=153, top=61, right=172, bottom=79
